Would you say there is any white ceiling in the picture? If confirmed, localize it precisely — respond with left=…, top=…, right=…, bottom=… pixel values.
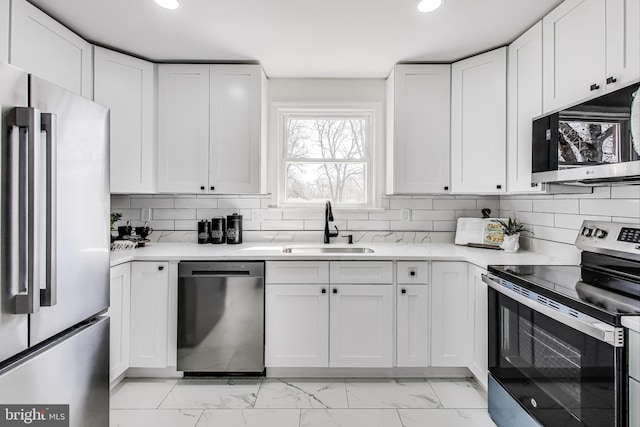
left=29, top=0, right=564, bottom=78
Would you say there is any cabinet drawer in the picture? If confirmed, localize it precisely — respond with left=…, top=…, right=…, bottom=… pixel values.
left=630, top=329, right=640, bottom=381
left=330, top=261, right=393, bottom=284
left=396, top=262, right=429, bottom=284
left=266, top=261, right=329, bottom=284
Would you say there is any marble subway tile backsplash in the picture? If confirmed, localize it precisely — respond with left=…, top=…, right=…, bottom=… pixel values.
left=499, top=186, right=640, bottom=248
left=111, top=194, right=500, bottom=241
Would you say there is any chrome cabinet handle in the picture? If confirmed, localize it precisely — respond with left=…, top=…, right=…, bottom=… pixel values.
left=11, top=107, right=41, bottom=314
left=40, top=113, right=57, bottom=307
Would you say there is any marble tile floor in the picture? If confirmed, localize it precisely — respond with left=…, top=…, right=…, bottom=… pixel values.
left=110, top=377, right=497, bottom=427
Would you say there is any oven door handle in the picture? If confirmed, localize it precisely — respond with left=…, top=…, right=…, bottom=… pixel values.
left=482, top=274, right=623, bottom=347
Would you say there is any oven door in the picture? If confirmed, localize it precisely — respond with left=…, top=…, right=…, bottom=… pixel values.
left=484, top=274, right=625, bottom=427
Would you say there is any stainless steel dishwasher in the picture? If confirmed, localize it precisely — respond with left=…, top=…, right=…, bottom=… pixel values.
left=177, top=261, right=265, bottom=375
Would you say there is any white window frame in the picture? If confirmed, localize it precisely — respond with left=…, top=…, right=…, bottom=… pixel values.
left=269, top=102, right=383, bottom=209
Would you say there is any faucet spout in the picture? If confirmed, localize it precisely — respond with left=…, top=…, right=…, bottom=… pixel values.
left=324, top=201, right=339, bottom=244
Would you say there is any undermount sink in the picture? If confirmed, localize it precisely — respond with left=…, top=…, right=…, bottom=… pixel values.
left=281, top=246, right=374, bottom=254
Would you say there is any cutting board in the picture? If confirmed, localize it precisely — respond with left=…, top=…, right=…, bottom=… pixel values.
left=454, top=217, right=506, bottom=247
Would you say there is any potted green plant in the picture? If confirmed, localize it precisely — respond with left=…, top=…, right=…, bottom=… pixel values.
left=110, top=212, right=122, bottom=243
left=495, top=217, right=531, bottom=253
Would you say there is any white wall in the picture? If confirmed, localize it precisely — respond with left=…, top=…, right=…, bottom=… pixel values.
left=269, top=78, right=386, bottom=103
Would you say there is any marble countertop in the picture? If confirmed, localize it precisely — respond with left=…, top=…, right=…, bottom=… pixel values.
left=110, top=241, right=575, bottom=269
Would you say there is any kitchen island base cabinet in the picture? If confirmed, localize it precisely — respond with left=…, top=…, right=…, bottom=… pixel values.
left=129, top=262, right=170, bottom=369
left=265, top=284, right=329, bottom=368
left=109, top=263, right=131, bottom=383
left=430, top=262, right=469, bottom=367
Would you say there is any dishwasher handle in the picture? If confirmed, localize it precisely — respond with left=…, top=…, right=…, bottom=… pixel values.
left=178, top=261, right=264, bottom=278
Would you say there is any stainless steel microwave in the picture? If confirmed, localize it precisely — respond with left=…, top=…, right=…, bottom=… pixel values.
left=532, top=82, right=640, bottom=185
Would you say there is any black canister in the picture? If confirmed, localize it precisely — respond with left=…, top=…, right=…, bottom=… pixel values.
left=226, top=213, right=243, bottom=244
left=197, top=220, right=211, bottom=244
left=210, top=216, right=226, bottom=244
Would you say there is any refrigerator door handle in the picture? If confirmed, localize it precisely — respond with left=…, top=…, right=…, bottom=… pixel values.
left=11, top=107, right=41, bottom=314
left=40, top=113, right=57, bottom=306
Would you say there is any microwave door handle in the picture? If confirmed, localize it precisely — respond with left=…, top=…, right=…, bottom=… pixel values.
left=482, top=274, right=622, bottom=347
left=11, top=107, right=41, bottom=314
left=40, top=113, right=57, bottom=306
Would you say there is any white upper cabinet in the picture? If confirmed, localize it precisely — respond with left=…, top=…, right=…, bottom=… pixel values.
left=451, top=47, right=507, bottom=194
left=543, top=0, right=639, bottom=112
left=387, top=64, right=451, bottom=194
left=10, top=0, right=92, bottom=97
left=210, top=65, right=265, bottom=193
left=0, top=0, right=9, bottom=63
left=507, top=21, right=546, bottom=194
left=157, top=64, right=211, bottom=193
left=94, top=48, right=155, bottom=194
left=605, top=0, right=640, bottom=92
left=157, top=64, right=266, bottom=194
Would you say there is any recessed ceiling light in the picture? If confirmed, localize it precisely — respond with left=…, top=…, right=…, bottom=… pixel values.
left=154, top=0, right=179, bottom=10
left=417, top=0, right=443, bottom=13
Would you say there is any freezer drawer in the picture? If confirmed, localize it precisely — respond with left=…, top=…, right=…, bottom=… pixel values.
left=0, top=316, right=109, bottom=427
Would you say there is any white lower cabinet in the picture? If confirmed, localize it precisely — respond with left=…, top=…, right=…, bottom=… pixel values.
left=430, top=261, right=470, bottom=367
left=329, top=284, right=393, bottom=368
left=265, top=284, right=329, bottom=368
left=396, top=284, right=429, bottom=367
left=265, top=261, right=393, bottom=369
left=631, top=377, right=639, bottom=427
left=467, top=264, right=488, bottom=389
left=108, top=263, right=131, bottom=383
left=129, top=262, right=170, bottom=368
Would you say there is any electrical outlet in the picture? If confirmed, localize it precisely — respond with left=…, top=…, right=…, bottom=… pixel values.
left=141, top=208, right=152, bottom=222
left=401, top=208, right=411, bottom=222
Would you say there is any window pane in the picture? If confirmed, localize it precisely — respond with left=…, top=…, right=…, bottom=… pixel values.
left=285, top=162, right=366, bottom=204
left=286, top=118, right=367, bottom=160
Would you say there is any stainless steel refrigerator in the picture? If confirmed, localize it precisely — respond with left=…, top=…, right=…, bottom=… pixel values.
left=0, top=62, right=110, bottom=426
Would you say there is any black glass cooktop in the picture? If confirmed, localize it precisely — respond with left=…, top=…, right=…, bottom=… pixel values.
left=488, top=263, right=640, bottom=325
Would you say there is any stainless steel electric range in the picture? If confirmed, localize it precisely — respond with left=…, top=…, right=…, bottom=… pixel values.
left=484, top=220, right=640, bottom=427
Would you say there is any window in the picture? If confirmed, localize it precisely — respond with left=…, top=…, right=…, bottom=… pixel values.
left=276, top=107, right=377, bottom=207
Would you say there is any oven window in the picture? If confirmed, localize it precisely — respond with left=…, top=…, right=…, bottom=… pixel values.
left=490, top=292, right=617, bottom=427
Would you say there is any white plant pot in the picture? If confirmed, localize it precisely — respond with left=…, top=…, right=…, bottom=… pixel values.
left=500, top=233, right=520, bottom=253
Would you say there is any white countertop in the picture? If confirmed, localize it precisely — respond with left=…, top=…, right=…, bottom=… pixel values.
left=110, top=241, right=575, bottom=269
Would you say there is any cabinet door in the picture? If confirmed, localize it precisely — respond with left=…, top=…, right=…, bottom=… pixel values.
left=431, top=262, right=469, bottom=367
left=157, top=64, right=210, bottom=193
left=10, top=0, right=92, bottom=97
left=507, top=21, right=545, bottom=194
left=543, top=0, right=606, bottom=112
left=265, top=284, right=329, bottom=367
left=210, top=65, right=264, bottom=193
left=391, top=64, right=451, bottom=194
left=467, top=265, right=488, bottom=389
left=451, top=48, right=507, bottom=194
left=94, top=47, right=155, bottom=193
left=606, top=0, right=640, bottom=91
left=129, top=262, right=169, bottom=368
left=396, top=284, right=429, bottom=367
left=329, top=284, right=393, bottom=368
left=108, top=263, right=131, bottom=383
left=0, top=0, right=8, bottom=63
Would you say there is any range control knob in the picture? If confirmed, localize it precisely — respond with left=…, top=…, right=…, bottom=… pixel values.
left=594, top=228, right=608, bottom=239
left=581, top=227, right=594, bottom=237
